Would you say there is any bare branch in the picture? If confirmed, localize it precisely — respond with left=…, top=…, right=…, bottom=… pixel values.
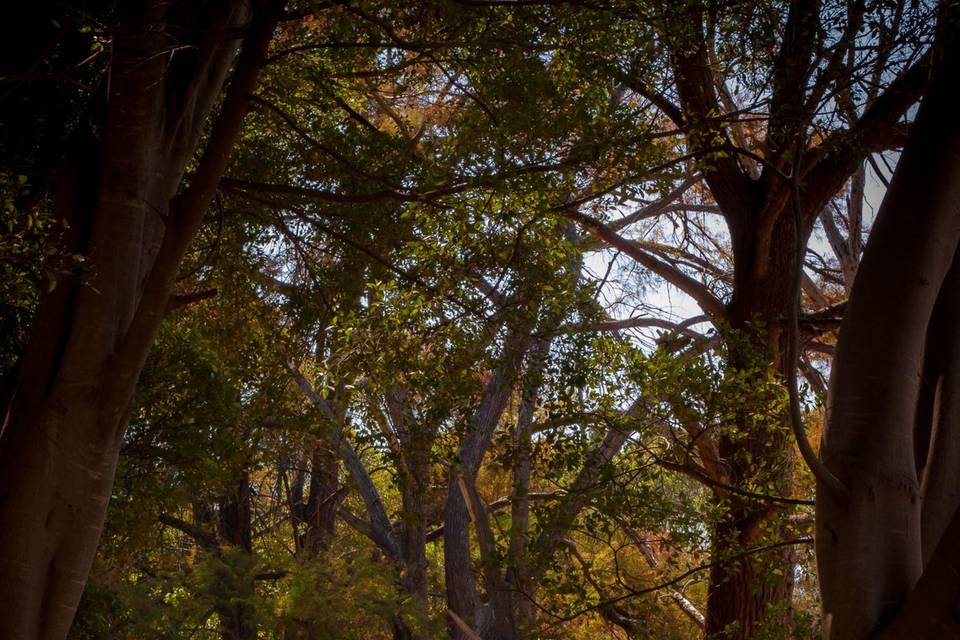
left=564, top=208, right=727, bottom=319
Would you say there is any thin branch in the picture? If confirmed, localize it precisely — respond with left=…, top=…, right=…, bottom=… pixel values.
left=165, top=287, right=218, bottom=313
left=789, top=138, right=850, bottom=503
left=606, top=174, right=703, bottom=232
left=535, top=537, right=814, bottom=627
left=563, top=208, right=726, bottom=319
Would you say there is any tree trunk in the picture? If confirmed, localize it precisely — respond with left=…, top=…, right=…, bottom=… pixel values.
left=400, top=443, right=430, bottom=605
left=0, top=4, right=278, bottom=638
left=302, top=442, right=341, bottom=555
left=704, top=209, right=806, bottom=639
left=915, top=256, right=960, bottom=565
left=506, top=337, right=549, bottom=639
left=817, top=25, right=960, bottom=637
left=384, top=385, right=433, bottom=615
left=705, top=517, right=797, bottom=639
left=397, top=416, right=432, bottom=640
left=444, top=330, right=531, bottom=640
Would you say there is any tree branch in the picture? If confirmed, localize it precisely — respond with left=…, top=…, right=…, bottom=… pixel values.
left=563, top=208, right=726, bottom=319
left=159, top=513, right=218, bottom=550
left=801, top=50, right=932, bottom=218
left=668, top=16, right=758, bottom=219
left=165, top=287, right=218, bottom=313
left=290, top=366, right=402, bottom=561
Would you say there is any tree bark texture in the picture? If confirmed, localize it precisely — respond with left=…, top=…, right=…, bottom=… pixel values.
left=0, top=3, right=280, bottom=638
left=659, top=1, right=929, bottom=633
left=817, top=22, right=960, bottom=638
left=444, top=329, right=532, bottom=640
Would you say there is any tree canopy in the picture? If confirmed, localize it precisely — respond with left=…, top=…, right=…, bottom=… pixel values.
left=0, top=1, right=957, bottom=639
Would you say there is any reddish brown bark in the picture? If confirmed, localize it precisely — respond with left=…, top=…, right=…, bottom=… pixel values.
left=651, top=4, right=931, bottom=635
left=705, top=213, right=806, bottom=639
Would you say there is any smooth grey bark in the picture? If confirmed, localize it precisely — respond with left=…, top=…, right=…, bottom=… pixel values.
left=916, top=255, right=960, bottom=565
left=450, top=347, right=642, bottom=639
left=816, top=20, right=960, bottom=637
left=293, top=375, right=435, bottom=640
left=875, top=504, right=960, bottom=639
left=293, top=371, right=402, bottom=561
left=444, top=328, right=532, bottom=640
left=0, top=4, right=281, bottom=638
left=506, top=336, right=550, bottom=638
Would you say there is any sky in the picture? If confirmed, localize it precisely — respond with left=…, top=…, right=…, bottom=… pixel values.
left=585, top=152, right=895, bottom=349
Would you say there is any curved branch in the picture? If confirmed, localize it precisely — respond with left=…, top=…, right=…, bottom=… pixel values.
left=789, top=140, right=850, bottom=503
left=290, top=366, right=402, bottom=561
left=563, top=208, right=726, bottom=319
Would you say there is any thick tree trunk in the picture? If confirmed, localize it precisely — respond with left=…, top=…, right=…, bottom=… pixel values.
left=658, top=3, right=930, bottom=635
left=816, top=25, right=960, bottom=638
left=0, top=4, right=278, bottom=638
left=705, top=516, right=796, bottom=639
left=704, top=211, right=805, bottom=639
left=915, top=256, right=960, bottom=565
left=704, top=415, right=797, bottom=639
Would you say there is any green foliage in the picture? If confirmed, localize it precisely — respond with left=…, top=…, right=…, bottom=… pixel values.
left=42, top=0, right=925, bottom=635
left=277, top=554, right=435, bottom=639
left=0, top=172, right=82, bottom=375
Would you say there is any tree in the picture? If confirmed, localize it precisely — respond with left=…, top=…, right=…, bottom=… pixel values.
left=3, top=3, right=950, bottom=638
left=816, top=7, right=960, bottom=637
left=0, top=2, right=285, bottom=637
left=549, top=1, right=934, bottom=635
